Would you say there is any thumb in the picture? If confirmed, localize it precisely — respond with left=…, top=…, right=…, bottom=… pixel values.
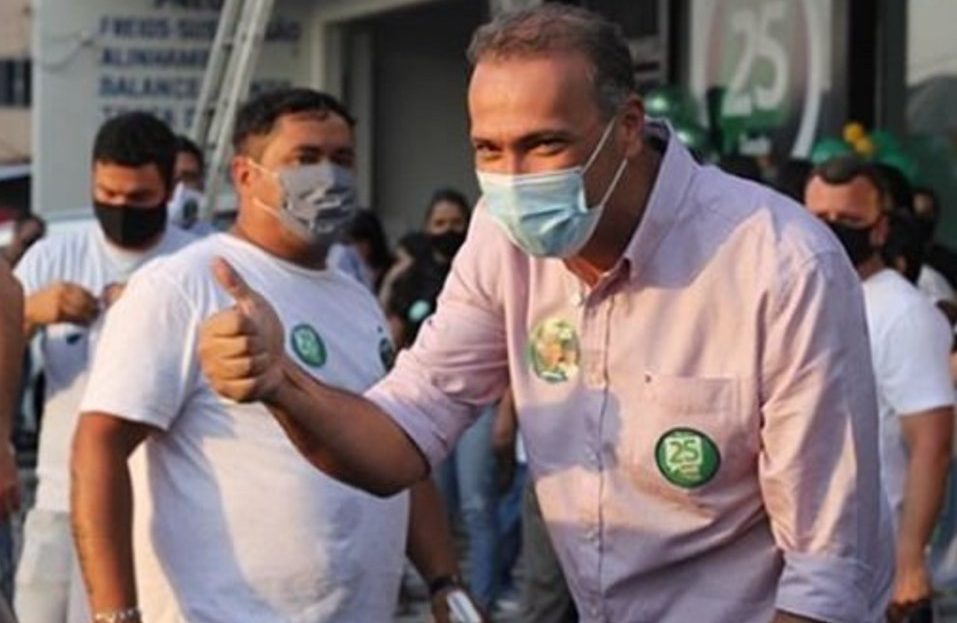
left=212, top=257, right=257, bottom=311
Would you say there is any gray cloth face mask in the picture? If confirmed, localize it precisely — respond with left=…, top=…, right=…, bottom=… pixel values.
left=253, top=160, right=358, bottom=245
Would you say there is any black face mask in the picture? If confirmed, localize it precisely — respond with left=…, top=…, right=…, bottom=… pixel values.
left=94, top=201, right=167, bottom=248
left=429, top=230, right=466, bottom=259
left=826, top=221, right=876, bottom=267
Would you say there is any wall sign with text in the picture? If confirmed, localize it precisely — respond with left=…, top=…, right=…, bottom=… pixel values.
left=692, top=0, right=829, bottom=157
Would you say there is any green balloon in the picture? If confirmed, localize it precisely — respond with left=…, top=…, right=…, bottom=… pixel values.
left=809, top=138, right=853, bottom=165
left=673, top=122, right=712, bottom=155
left=869, top=129, right=900, bottom=155
left=876, top=149, right=920, bottom=184
left=645, top=86, right=698, bottom=124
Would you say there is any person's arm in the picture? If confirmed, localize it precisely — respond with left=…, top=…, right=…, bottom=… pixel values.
left=377, top=248, right=413, bottom=308
left=0, top=261, right=22, bottom=519
left=68, top=266, right=198, bottom=619
left=71, top=413, right=154, bottom=617
left=405, top=479, right=458, bottom=584
left=12, top=242, right=98, bottom=337
left=266, top=359, right=428, bottom=496
left=894, top=408, right=953, bottom=605
left=878, top=294, right=956, bottom=609
left=21, top=281, right=99, bottom=338
left=196, top=260, right=427, bottom=495
left=492, top=388, right=517, bottom=494
left=760, top=251, right=888, bottom=623
left=201, top=222, right=510, bottom=497
left=404, top=479, right=484, bottom=622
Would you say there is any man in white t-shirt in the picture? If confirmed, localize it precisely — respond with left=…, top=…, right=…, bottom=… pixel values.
left=71, top=89, right=469, bottom=623
left=12, top=112, right=195, bottom=623
left=806, top=156, right=955, bottom=619
left=167, top=135, right=216, bottom=237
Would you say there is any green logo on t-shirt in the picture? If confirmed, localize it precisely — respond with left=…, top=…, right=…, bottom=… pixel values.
left=655, top=428, right=721, bottom=489
left=290, top=324, right=327, bottom=369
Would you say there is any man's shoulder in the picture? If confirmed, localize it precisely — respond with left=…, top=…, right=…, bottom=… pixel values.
left=14, top=223, right=100, bottom=285
left=131, top=233, right=228, bottom=295
left=23, top=222, right=98, bottom=262
left=866, top=270, right=944, bottom=328
left=160, top=224, right=201, bottom=253
left=689, top=168, right=846, bottom=280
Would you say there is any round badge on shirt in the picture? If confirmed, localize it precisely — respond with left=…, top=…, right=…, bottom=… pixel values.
left=290, top=324, right=327, bottom=368
left=654, top=427, right=721, bottom=489
left=527, top=317, right=581, bottom=383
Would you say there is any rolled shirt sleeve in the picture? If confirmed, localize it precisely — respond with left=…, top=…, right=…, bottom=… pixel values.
left=759, top=250, right=892, bottom=622
left=366, top=213, right=510, bottom=467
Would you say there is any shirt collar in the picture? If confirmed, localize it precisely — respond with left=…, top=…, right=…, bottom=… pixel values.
left=617, top=119, right=697, bottom=282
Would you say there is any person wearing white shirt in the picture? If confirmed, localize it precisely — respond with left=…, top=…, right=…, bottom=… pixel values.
left=806, top=156, right=955, bottom=621
left=13, top=112, right=196, bottom=623
left=71, top=89, right=470, bottom=623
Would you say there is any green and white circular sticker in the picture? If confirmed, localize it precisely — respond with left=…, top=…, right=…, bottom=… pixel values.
left=654, top=428, right=721, bottom=489
left=527, top=317, right=580, bottom=383
left=290, top=324, right=327, bottom=369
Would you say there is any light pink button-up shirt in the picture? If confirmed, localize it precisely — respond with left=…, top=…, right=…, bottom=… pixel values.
left=367, top=123, right=893, bottom=623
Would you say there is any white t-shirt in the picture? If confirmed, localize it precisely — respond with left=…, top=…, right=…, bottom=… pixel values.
left=918, top=264, right=956, bottom=306
left=14, top=222, right=195, bottom=512
left=862, top=268, right=955, bottom=518
left=327, top=243, right=376, bottom=292
left=80, top=233, right=409, bottom=623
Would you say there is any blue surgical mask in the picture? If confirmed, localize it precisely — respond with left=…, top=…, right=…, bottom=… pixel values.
left=477, top=119, right=628, bottom=258
left=251, top=159, right=358, bottom=246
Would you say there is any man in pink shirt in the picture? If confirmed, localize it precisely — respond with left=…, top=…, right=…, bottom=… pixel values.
left=198, top=5, right=893, bottom=622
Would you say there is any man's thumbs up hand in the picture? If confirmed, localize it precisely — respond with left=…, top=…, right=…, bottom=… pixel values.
left=199, top=258, right=286, bottom=403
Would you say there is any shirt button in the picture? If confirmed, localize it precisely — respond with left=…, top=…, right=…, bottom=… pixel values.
left=587, top=449, right=600, bottom=467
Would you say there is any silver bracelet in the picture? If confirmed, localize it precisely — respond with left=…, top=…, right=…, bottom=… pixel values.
left=93, top=606, right=141, bottom=623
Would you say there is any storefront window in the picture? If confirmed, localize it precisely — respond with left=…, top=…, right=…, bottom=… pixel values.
left=687, top=0, right=834, bottom=161
left=907, top=0, right=957, bottom=240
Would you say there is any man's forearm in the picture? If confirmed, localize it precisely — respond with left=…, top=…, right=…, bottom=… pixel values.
left=266, top=356, right=428, bottom=496
left=71, top=430, right=138, bottom=612
left=898, top=449, right=950, bottom=558
left=405, top=479, right=459, bottom=583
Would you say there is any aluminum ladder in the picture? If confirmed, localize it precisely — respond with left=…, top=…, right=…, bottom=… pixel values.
left=191, top=0, right=275, bottom=219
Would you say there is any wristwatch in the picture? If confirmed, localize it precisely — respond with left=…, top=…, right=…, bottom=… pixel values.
left=427, top=573, right=464, bottom=598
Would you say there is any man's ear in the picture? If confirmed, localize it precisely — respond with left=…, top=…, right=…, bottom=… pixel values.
left=231, top=155, right=254, bottom=192
left=619, top=95, right=646, bottom=159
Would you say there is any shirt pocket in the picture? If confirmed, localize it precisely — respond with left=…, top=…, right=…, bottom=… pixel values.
left=621, top=372, right=757, bottom=502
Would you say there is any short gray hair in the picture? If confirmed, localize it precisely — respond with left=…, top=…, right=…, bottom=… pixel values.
left=467, top=4, right=636, bottom=118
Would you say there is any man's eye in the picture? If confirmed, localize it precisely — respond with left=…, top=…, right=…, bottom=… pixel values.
left=535, top=139, right=566, bottom=153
